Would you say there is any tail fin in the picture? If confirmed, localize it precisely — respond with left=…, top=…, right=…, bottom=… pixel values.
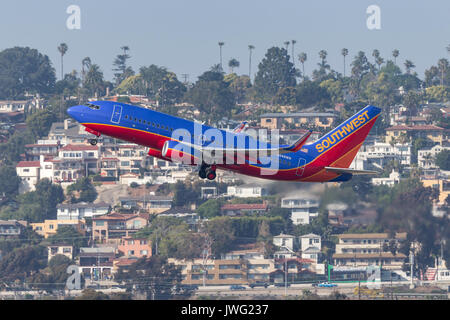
left=310, top=105, right=381, bottom=168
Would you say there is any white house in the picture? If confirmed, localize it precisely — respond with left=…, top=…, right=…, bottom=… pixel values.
left=351, top=141, right=411, bottom=171
left=16, top=161, right=41, bottom=193
left=273, top=233, right=297, bottom=253
left=281, top=195, right=319, bottom=225
left=0, top=100, right=29, bottom=113
left=227, top=183, right=267, bottom=198
left=57, top=202, right=110, bottom=220
left=371, top=170, right=402, bottom=187
left=418, top=144, right=450, bottom=169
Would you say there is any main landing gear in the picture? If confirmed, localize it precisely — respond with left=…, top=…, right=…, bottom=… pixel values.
left=88, top=138, right=98, bottom=146
left=199, top=163, right=216, bottom=180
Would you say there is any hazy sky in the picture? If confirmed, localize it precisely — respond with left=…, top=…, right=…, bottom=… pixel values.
left=1, top=0, right=450, bottom=82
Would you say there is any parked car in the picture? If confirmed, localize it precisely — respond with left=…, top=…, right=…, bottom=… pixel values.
left=230, top=285, right=246, bottom=290
left=249, top=281, right=269, bottom=289
left=317, top=282, right=338, bottom=288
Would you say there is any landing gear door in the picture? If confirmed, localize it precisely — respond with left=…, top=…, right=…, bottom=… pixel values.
left=111, top=105, right=122, bottom=124
left=296, top=158, right=306, bottom=176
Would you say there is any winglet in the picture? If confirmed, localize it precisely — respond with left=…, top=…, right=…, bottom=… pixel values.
left=284, top=130, right=312, bottom=152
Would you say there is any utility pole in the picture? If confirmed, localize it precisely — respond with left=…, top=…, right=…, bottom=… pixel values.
left=409, top=249, right=415, bottom=289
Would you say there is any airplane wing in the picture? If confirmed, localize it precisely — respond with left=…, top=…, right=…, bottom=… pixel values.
left=324, top=167, right=380, bottom=175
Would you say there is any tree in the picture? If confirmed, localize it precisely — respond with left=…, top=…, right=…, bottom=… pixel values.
left=48, top=225, right=87, bottom=254
left=438, top=58, right=449, bottom=86
left=57, top=43, right=68, bottom=80
left=81, top=57, right=92, bottom=81
left=0, top=245, right=47, bottom=283
left=435, top=149, right=450, bottom=170
left=197, top=198, right=226, bottom=218
left=205, top=217, right=235, bottom=257
left=0, top=47, right=56, bottom=99
left=76, top=289, right=110, bottom=300
left=298, top=52, right=307, bottom=79
left=26, top=109, right=57, bottom=138
left=83, top=64, right=105, bottom=97
left=113, top=46, right=133, bottom=85
left=248, top=45, right=255, bottom=78
left=228, top=58, right=240, bottom=73
left=115, top=256, right=191, bottom=300
left=66, top=177, right=98, bottom=203
left=350, top=51, right=372, bottom=97
left=0, top=166, right=21, bottom=199
left=254, top=47, right=297, bottom=102
left=426, top=85, right=450, bottom=102
left=291, top=40, right=297, bottom=65
left=218, top=42, right=225, bottom=70
left=184, top=67, right=234, bottom=121
left=404, top=60, right=415, bottom=74
left=392, top=49, right=400, bottom=65
left=341, top=48, right=348, bottom=77
left=0, top=129, right=35, bottom=164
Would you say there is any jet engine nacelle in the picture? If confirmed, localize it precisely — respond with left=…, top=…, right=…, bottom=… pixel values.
left=161, top=140, right=198, bottom=165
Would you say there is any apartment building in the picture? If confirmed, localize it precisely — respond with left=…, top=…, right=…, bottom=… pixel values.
left=91, top=213, right=149, bottom=243
left=118, top=236, right=152, bottom=258
left=56, top=202, right=110, bottom=220
left=332, top=233, right=408, bottom=270
left=260, top=112, right=336, bottom=130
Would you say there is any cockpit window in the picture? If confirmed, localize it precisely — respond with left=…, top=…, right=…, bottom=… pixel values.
left=86, top=103, right=100, bottom=110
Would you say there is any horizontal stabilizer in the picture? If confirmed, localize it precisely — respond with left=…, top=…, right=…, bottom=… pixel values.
left=325, top=167, right=379, bottom=175
left=283, top=130, right=312, bottom=153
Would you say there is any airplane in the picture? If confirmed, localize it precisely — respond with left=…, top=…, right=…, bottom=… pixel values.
left=67, top=101, right=381, bottom=182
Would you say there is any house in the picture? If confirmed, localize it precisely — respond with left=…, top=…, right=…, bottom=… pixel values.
left=351, top=141, right=411, bottom=171
left=91, top=213, right=149, bottom=243
left=118, top=236, right=152, bottom=258
left=56, top=202, right=110, bottom=220
left=385, top=125, right=446, bottom=145
left=371, top=170, right=402, bottom=187
left=24, top=142, right=59, bottom=161
left=31, top=219, right=87, bottom=238
left=16, top=161, right=41, bottom=193
left=118, top=195, right=173, bottom=213
left=418, top=144, right=450, bottom=169
left=299, top=234, right=321, bottom=263
left=47, top=244, right=73, bottom=262
left=421, top=179, right=450, bottom=205
left=332, top=233, right=407, bottom=270
left=0, top=220, right=27, bottom=236
left=0, top=100, right=29, bottom=113
left=220, top=203, right=268, bottom=216
left=272, top=257, right=317, bottom=283
left=78, top=247, right=116, bottom=280
left=281, top=195, right=319, bottom=225
left=260, top=112, right=336, bottom=130
left=168, top=257, right=277, bottom=285
left=227, top=184, right=267, bottom=198
left=273, top=233, right=298, bottom=258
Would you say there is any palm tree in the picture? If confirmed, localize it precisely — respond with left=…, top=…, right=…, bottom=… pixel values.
left=376, top=56, right=385, bottom=70
left=228, top=58, right=240, bottom=73
left=438, top=58, right=449, bottom=86
left=291, top=40, right=297, bottom=65
left=372, top=49, right=381, bottom=69
left=319, top=50, right=328, bottom=65
left=341, top=48, right=348, bottom=77
left=218, top=42, right=225, bottom=70
left=298, top=52, right=307, bottom=79
left=404, top=60, right=415, bottom=74
left=248, top=45, right=255, bottom=79
left=81, top=57, right=91, bottom=81
left=57, top=43, right=68, bottom=80
left=392, top=49, right=400, bottom=65
left=284, top=41, right=290, bottom=51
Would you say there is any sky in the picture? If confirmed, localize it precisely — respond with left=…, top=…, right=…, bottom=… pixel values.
left=1, top=0, right=450, bottom=82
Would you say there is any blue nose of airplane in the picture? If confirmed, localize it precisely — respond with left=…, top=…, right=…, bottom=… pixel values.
left=67, top=105, right=84, bottom=122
